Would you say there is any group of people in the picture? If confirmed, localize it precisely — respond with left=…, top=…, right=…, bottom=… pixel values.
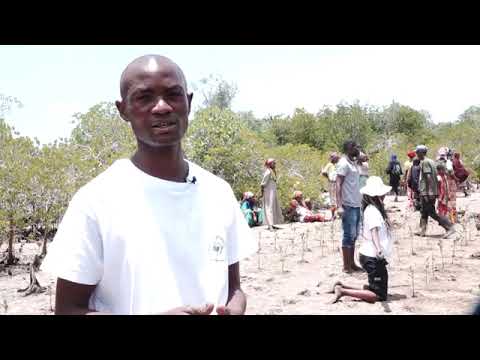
left=242, top=157, right=334, bottom=230
left=239, top=158, right=284, bottom=231
left=402, top=145, right=469, bottom=238
left=329, top=142, right=467, bottom=305
left=329, top=140, right=392, bottom=303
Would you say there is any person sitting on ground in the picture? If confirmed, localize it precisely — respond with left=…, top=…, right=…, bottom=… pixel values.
left=329, top=176, right=392, bottom=304
left=290, top=199, right=332, bottom=223
left=240, top=192, right=264, bottom=227
left=386, top=154, right=402, bottom=202
left=436, top=162, right=457, bottom=224
left=293, top=190, right=308, bottom=208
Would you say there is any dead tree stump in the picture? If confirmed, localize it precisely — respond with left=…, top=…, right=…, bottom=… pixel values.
left=18, top=255, right=46, bottom=296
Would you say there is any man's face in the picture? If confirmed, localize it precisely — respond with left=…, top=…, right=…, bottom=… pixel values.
left=347, top=143, right=360, bottom=158
left=416, top=151, right=426, bottom=160
left=116, top=62, right=193, bottom=148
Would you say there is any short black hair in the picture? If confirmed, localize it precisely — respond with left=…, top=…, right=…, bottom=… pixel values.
left=343, top=140, right=357, bottom=153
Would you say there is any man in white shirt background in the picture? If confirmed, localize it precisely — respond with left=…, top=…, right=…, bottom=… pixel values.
left=41, top=54, right=257, bottom=315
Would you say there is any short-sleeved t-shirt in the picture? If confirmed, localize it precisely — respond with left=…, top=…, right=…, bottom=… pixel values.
left=359, top=205, right=392, bottom=259
left=336, top=157, right=361, bottom=208
left=419, top=158, right=438, bottom=196
left=41, top=159, right=257, bottom=314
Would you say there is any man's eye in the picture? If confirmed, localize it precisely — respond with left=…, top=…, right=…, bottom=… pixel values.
left=136, top=94, right=153, bottom=101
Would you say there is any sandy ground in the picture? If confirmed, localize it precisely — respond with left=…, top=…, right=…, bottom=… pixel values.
left=1, top=192, right=480, bottom=315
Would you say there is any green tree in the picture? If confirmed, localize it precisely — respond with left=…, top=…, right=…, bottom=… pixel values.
left=193, top=75, right=238, bottom=110
left=28, top=140, right=77, bottom=256
left=70, top=102, right=136, bottom=186
left=0, top=120, right=37, bottom=264
left=320, top=102, right=374, bottom=151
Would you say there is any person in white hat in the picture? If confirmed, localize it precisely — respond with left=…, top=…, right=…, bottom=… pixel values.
left=330, top=176, right=392, bottom=303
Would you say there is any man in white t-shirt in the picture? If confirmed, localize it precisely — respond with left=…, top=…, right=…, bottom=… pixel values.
left=335, top=140, right=363, bottom=273
left=41, top=55, right=257, bottom=315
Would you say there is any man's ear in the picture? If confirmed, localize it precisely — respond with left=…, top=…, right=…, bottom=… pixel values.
left=115, top=100, right=129, bottom=122
left=187, top=92, right=193, bottom=116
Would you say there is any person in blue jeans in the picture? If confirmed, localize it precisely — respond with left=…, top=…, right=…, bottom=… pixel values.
left=336, top=140, right=363, bottom=273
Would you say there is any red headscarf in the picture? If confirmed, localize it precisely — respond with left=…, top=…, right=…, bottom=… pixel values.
left=407, top=151, right=416, bottom=159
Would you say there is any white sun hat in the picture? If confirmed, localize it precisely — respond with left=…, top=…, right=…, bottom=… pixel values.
left=360, top=176, right=392, bottom=197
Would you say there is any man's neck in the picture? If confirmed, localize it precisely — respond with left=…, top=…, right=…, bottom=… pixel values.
left=131, top=142, right=188, bottom=182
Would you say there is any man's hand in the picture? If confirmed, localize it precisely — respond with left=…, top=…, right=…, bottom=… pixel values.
left=162, top=304, right=214, bottom=315
left=216, top=305, right=244, bottom=315
left=336, top=206, right=344, bottom=217
left=376, top=250, right=385, bottom=260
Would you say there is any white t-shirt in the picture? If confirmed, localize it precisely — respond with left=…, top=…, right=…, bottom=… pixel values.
left=41, top=159, right=257, bottom=315
left=359, top=205, right=392, bottom=259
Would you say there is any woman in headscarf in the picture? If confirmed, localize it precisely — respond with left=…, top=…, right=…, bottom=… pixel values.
left=404, top=150, right=417, bottom=209
left=386, top=154, right=402, bottom=202
left=240, top=192, right=264, bottom=227
left=261, top=158, right=284, bottom=230
left=436, top=162, right=457, bottom=223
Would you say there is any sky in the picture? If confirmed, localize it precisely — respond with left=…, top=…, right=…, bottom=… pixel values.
left=1, top=45, right=480, bottom=144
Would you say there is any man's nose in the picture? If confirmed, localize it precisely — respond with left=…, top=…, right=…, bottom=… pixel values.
left=152, top=97, right=173, bottom=114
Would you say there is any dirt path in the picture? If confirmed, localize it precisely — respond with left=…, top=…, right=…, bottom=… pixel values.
left=2, top=192, right=480, bottom=315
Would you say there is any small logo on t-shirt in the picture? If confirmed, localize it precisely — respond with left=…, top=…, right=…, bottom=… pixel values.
left=210, top=236, right=225, bottom=262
